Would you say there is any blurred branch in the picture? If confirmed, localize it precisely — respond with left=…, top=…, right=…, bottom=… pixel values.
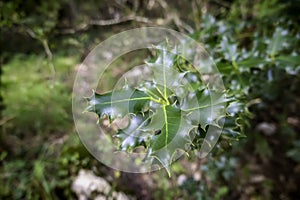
left=26, top=28, right=56, bottom=80
left=42, top=39, right=56, bottom=80
left=60, top=15, right=153, bottom=34
left=90, top=15, right=151, bottom=26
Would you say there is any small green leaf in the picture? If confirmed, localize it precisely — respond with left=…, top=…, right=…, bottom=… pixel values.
left=149, top=105, right=194, bottom=173
left=146, top=62, right=186, bottom=99
left=219, top=36, right=239, bottom=61
left=237, top=58, right=267, bottom=70
left=267, top=27, right=288, bottom=57
left=86, top=87, right=151, bottom=120
left=150, top=105, right=182, bottom=151
left=139, top=82, right=173, bottom=104
left=115, top=112, right=151, bottom=151
left=221, top=117, right=243, bottom=139
left=181, top=88, right=227, bottom=128
left=277, top=55, right=300, bottom=66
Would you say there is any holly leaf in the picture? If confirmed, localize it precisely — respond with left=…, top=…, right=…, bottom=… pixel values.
left=147, top=44, right=187, bottom=97
left=181, top=88, right=227, bottom=128
left=139, top=82, right=173, bottom=105
left=267, top=27, right=289, bottom=57
left=151, top=122, right=194, bottom=176
left=84, top=40, right=238, bottom=176
left=86, top=87, right=151, bottom=120
left=115, top=112, right=152, bottom=151
left=219, top=36, right=239, bottom=61
left=144, top=105, right=194, bottom=175
left=150, top=105, right=183, bottom=151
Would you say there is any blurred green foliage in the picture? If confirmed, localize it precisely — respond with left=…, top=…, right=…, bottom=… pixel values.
left=2, top=54, right=76, bottom=136
left=1, top=0, right=300, bottom=199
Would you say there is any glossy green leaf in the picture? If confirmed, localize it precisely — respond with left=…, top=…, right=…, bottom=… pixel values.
left=148, top=105, right=194, bottom=175
left=150, top=105, right=183, bottom=151
left=277, top=55, right=300, bottom=66
left=115, top=112, right=151, bottom=151
left=267, top=27, right=288, bottom=57
left=86, top=87, right=151, bottom=120
left=139, top=82, right=173, bottom=105
left=219, top=36, right=239, bottom=61
left=181, top=88, right=227, bottom=128
left=146, top=52, right=186, bottom=98
left=221, top=117, right=243, bottom=139
left=237, top=58, right=267, bottom=69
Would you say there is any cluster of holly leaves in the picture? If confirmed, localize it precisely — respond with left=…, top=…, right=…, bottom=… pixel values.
left=85, top=41, right=243, bottom=175
left=86, top=15, right=300, bottom=175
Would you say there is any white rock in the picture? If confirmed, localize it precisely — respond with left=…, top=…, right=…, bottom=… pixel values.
left=71, top=169, right=111, bottom=197
left=71, top=169, right=132, bottom=200
left=177, top=174, right=187, bottom=185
